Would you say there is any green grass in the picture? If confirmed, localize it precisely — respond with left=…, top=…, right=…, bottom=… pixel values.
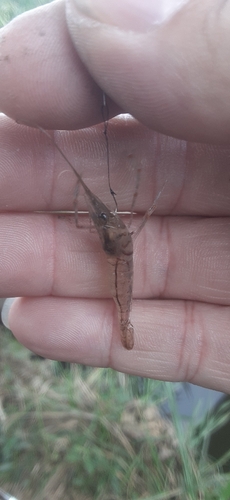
left=0, top=0, right=53, bottom=27
left=1, top=329, right=230, bottom=499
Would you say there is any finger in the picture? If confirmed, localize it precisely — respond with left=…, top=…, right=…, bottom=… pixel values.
left=0, top=212, right=109, bottom=298
left=1, top=213, right=230, bottom=306
left=66, top=0, right=230, bottom=143
left=2, top=115, right=230, bottom=215
left=0, top=0, right=120, bottom=129
left=7, top=296, right=230, bottom=393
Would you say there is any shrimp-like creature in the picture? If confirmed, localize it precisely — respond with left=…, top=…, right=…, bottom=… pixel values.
left=39, top=127, right=162, bottom=350
left=86, top=192, right=134, bottom=350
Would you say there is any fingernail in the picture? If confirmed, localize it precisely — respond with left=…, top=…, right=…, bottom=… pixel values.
left=67, top=0, right=189, bottom=30
left=1, top=297, right=17, bottom=328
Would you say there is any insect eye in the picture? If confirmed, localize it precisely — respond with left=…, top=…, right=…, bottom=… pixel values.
left=99, top=212, right=107, bottom=221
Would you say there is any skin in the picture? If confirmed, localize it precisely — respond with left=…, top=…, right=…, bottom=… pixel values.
left=1, top=0, right=230, bottom=392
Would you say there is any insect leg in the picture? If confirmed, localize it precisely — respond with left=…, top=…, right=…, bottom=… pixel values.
left=133, top=181, right=167, bottom=240
left=102, top=92, right=118, bottom=212
left=128, top=163, right=142, bottom=229
left=73, top=178, right=81, bottom=227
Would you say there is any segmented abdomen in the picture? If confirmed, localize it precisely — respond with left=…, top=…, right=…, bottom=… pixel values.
left=107, top=233, right=134, bottom=350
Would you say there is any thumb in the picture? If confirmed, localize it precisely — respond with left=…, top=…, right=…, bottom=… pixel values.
left=66, top=0, right=230, bottom=144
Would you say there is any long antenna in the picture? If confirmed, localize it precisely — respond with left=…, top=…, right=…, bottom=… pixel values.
left=101, top=92, right=118, bottom=212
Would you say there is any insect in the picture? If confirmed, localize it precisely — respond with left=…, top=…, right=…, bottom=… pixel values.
left=38, top=126, right=164, bottom=350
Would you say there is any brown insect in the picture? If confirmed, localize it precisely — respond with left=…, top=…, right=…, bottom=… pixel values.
left=38, top=126, right=164, bottom=350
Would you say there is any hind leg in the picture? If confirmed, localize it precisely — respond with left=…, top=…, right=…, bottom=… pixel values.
left=73, top=181, right=94, bottom=231
left=133, top=181, right=167, bottom=240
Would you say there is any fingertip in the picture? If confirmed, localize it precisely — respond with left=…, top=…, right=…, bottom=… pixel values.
left=1, top=297, right=18, bottom=329
left=66, top=0, right=189, bottom=31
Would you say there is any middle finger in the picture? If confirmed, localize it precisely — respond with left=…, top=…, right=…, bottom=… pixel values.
left=0, top=212, right=230, bottom=305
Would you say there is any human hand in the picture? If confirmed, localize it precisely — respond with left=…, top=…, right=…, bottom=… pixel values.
left=1, top=0, right=230, bottom=393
